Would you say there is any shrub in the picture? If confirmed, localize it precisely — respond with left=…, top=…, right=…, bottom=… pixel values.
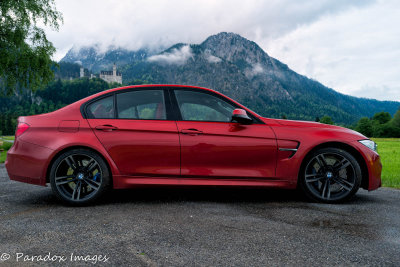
left=1, top=142, right=12, bottom=151
left=355, top=117, right=373, bottom=137
left=320, top=116, right=334, bottom=125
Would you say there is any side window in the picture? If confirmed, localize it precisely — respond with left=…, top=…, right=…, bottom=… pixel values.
left=116, top=90, right=166, bottom=120
left=174, top=90, right=236, bottom=122
left=87, top=95, right=114, bottom=119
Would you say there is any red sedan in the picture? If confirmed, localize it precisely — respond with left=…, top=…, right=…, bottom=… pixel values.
left=5, top=85, right=381, bottom=205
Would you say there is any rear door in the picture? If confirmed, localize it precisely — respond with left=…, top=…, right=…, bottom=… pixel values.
left=86, top=88, right=180, bottom=177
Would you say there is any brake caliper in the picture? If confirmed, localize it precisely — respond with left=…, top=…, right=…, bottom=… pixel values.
left=93, top=173, right=101, bottom=182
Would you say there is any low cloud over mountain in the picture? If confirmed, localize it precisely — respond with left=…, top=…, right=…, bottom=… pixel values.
left=61, top=32, right=399, bottom=124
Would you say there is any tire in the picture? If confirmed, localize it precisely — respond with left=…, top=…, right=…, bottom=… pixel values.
left=299, top=147, right=361, bottom=203
left=50, top=148, right=111, bottom=206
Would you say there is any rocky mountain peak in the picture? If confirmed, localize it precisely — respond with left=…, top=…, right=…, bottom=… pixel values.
left=201, top=32, right=270, bottom=66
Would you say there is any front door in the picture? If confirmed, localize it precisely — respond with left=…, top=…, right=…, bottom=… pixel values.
left=86, top=89, right=180, bottom=177
left=172, top=89, right=277, bottom=179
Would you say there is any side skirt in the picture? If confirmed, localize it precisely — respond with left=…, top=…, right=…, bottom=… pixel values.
left=113, top=175, right=296, bottom=189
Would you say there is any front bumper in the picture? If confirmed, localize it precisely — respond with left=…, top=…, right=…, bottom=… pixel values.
left=352, top=141, right=382, bottom=190
left=5, top=139, right=54, bottom=186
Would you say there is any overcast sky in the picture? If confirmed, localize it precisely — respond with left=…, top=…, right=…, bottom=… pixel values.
left=46, top=0, right=400, bottom=101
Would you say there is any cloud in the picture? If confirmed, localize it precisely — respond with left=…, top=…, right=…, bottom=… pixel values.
left=44, top=0, right=400, bottom=101
left=205, top=54, right=222, bottom=63
left=203, top=50, right=222, bottom=63
left=147, top=45, right=193, bottom=65
left=262, top=0, right=400, bottom=101
left=245, top=63, right=264, bottom=77
left=48, top=0, right=373, bottom=60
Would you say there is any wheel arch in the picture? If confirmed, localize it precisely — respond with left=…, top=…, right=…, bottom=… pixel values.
left=298, top=141, right=369, bottom=190
left=45, top=145, right=113, bottom=186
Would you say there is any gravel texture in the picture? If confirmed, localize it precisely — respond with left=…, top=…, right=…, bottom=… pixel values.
left=0, top=164, right=399, bottom=266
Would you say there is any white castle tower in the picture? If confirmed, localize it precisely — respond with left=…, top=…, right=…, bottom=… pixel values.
left=99, top=63, right=122, bottom=84
left=80, top=67, right=84, bottom=78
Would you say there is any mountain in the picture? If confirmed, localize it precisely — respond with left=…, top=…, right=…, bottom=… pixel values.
left=61, top=33, right=399, bottom=124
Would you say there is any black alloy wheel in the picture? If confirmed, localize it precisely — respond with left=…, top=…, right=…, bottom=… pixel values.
left=300, top=147, right=361, bottom=203
left=50, top=149, right=110, bottom=205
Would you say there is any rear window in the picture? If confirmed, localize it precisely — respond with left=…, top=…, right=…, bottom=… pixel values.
left=116, top=90, right=166, bottom=120
left=87, top=96, right=114, bottom=119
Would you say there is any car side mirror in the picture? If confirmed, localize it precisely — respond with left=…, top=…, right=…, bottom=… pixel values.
left=231, top=109, right=253, bottom=125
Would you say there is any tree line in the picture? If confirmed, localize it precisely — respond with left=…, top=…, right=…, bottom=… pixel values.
left=316, top=111, right=400, bottom=138
left=0, top=78, right=118, bottom=135
left=1, top=75, right=399, bottom=138
left=354, top=111, right=400, bottom=138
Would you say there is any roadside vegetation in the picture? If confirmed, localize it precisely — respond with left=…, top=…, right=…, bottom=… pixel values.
left=0, top=151, right=6, bottom=163
left=0, top=136, right=13, bottom=163
left=355, top=111, right=400, bottom=138
left=319, top=110, right=400, bottom=138
left=373, top=138, right=400, bottom=188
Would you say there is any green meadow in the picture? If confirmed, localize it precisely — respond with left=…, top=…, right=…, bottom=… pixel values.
left=0, top=136, right=14, bottom=163
left=372, top=138, right=400, bottom=188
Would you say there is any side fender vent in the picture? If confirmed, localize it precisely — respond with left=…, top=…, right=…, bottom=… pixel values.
left=277, top=139, right=300, bottom=159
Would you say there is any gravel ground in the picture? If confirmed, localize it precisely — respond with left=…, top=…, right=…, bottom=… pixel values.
left=0, top=163, right=399, bottom=266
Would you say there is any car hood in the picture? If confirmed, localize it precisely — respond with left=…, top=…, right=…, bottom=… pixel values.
left=261, top=118, right=367, bottom=139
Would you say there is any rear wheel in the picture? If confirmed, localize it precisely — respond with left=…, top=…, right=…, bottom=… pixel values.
left=299, top=147, right=361, bottom=203
left=50, top=149, right=110, bottom=205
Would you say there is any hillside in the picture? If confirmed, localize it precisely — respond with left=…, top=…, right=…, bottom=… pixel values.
left=61, top=32, right=399, bottom=124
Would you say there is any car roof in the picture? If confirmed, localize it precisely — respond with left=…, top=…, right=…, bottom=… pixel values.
left=106, top=84, right=217, bottom=93
left=71, top=84, right=263, bottom=122
left=77, top=84, right=221, bottom=105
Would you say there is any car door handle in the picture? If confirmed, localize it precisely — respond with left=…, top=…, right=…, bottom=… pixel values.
left=95, top=125, right=118, bottom=132
left=180, top=128, right=203, bottom=136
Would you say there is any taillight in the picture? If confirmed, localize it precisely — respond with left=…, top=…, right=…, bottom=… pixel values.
left=15, top=122, right=30, bottom=138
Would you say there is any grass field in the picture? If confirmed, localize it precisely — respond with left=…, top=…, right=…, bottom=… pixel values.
left=372, top=138, right=400, bottom=188
left=0, top=136, right=398, bottom=188
left=0, top=150, right=6, bottom=163
left=0, top=136, right=14, bottom=164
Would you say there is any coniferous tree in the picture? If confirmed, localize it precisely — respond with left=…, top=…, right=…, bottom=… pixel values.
left=355, top=117, right=373, bottom=137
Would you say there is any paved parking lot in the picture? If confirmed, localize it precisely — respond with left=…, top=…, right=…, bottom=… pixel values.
left=0, top=163, right=399, bottom=266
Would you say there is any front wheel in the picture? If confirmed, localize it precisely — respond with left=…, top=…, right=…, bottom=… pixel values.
left=50, top=149, right=110, bottom=206
left=299, top=147, right=361, bottom=203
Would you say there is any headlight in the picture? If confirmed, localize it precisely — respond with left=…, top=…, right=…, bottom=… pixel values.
left=358, top=139, right=377, bottom=152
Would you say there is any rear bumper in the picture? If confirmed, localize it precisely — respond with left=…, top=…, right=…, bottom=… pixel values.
left=352, top=141, right=382, bottom=191
left=5, top=140, right=54, bottom=186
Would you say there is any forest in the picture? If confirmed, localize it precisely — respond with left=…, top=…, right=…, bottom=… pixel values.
left=0, top=73, right=399, bottom=137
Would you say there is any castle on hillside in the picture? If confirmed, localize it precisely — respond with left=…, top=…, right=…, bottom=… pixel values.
left=99, top=63, right=122, bottom=83
left=79, top=63, right=122, bottom=84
